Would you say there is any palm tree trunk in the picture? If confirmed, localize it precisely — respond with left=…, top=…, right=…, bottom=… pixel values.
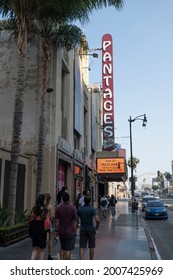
left=36, top=42, right=48, bottom=198
left=8, top=53, right=26, bottom=225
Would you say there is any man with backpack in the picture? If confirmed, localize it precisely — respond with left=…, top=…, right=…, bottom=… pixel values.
left=100, top=195, right=108, bottom=219
left=77, top=196, right=100, bottom=260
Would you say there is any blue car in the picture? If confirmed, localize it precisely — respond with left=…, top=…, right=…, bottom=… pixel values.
left=145, top=200, right=168, bottom=220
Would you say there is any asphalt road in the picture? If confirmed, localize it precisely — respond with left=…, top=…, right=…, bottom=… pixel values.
left=140, top=196, right=173, bottom=260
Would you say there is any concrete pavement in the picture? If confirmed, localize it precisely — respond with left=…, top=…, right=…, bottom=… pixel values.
left=0, top=200, right=157, bottom=260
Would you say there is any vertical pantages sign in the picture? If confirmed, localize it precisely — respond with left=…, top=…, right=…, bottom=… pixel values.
left=102, top=34, right=115, bottom=151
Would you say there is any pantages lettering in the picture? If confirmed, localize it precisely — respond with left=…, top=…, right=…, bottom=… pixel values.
left=102, top=34, right=115, bottom=151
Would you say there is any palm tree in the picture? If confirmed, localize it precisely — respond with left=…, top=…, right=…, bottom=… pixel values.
left=35, top=21, right=87, bottom=197
left=0, top=0, right=124, bottom=225
left=127, top=156, right=139, bottom=170
left=164, top=171, right=172, bottom=182
left=0, top=0, right=41, bottom=225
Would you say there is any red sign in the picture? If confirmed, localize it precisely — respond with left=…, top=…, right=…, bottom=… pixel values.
left=102, top=34, right=115, bottom=151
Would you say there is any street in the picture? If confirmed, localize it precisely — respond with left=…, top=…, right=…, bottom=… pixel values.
left=140, top=196, right=173, bottom=260
left=1, top=198, right=172, bottom=260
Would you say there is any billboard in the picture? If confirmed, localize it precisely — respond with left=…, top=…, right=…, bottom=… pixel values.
left=102, top=34, right=115, bottom=151
left=97, top=158, right=125, bottom=173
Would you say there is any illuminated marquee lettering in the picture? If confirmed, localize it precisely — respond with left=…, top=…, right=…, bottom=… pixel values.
left=103, top=76, right=112, bottom=86
left=102, top=34, right=115, bottom=151
left=103, top=88, right=112, bottom=98
left=103, top=40, right=111, bottom=50
left=104, top=113, right=112, bottom=124
left=103, top=64, right=112, bottom=74
left=104, top=127, right=113, bottom=137
left=103, top=100, right=113, bottom=111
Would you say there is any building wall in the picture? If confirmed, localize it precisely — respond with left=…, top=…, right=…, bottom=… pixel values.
left=0, top=33, right=103, bottom=211
left=0, top=148, right=29, bottom=209
left=0, top=32, right=39, bottom=154
left=0, top=33, right=40, bottom=210
left=0, top=34, right=67, bottom=210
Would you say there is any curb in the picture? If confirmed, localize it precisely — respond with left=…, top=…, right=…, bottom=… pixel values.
left=139, top=213, right=158, bottom=260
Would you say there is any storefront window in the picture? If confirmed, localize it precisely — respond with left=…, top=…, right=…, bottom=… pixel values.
left=74, top=165, right=82, bottom=176
left=57, top=160, right=66, bottom=192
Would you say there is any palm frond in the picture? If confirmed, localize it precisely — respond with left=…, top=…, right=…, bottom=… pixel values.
left=51, top=24, right=87, bottom=51
left=0, top=19, right=16, bottom=42
left=71, top=0, right=124, bottom=11
left=33, top=0, right=90, bottom=24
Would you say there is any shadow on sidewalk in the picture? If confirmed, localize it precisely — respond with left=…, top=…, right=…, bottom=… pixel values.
left=0, top=200, right=154, bottom=260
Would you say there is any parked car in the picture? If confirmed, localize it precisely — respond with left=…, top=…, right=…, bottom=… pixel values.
left=141, top=195, right=155, bottom=211
left=145, top=200, right=168, bottom=220
left=141, top=191, right=148, bottom=197
left=148, top=193, right=160, bottom=199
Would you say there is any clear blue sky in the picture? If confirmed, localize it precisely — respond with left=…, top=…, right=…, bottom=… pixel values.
left=77, top=0, right=173, bottom=185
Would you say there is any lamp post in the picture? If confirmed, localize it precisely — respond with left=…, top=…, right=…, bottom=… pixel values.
left=128, top=114, right=147, bottom=197
left=79, top=52, right=99, bottom=58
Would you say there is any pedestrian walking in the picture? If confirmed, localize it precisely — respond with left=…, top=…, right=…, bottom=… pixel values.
left=132, top=199, right=138, bottom=212
left=77, top=196, right=100, bottom=260
left=44, top=193, right=54, bottom=260
left=100, top=195, right=108, bottom=219
left=29, top=194, right=51, bottom=260
left=54, top=192, right=78, bottom=260
left=108, top=194, right=117, bottom=218
left=78, top=190, right=87, bottom=206
left=56, top=186, right=67, bottom=205
left=75, top=192, right=82, bottom=209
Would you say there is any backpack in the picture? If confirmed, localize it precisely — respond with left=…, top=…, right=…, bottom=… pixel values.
left=101, top=199, right=107, bottom=207
left=75, top=196, right=80, bottom=208
left=109, top=198, right=115, bottom=206
left=109, top=197, right=117, bottom=206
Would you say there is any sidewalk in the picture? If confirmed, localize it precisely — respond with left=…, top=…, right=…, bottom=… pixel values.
left=0, top=200, right=157, bottom=260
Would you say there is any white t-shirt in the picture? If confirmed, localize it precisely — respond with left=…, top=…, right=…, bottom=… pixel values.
left=79, top=196, right=85, bottom=206
left=100, top=197, right=108, bottom=209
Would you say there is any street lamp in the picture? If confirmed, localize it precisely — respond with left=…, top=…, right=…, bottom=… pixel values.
left=128, top=114, right=147, bottom=197
left=79, top=52, right=99, bottom=58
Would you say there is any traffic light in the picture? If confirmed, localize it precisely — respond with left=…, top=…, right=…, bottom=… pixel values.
left=157, top=170, right=160, bottom=177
